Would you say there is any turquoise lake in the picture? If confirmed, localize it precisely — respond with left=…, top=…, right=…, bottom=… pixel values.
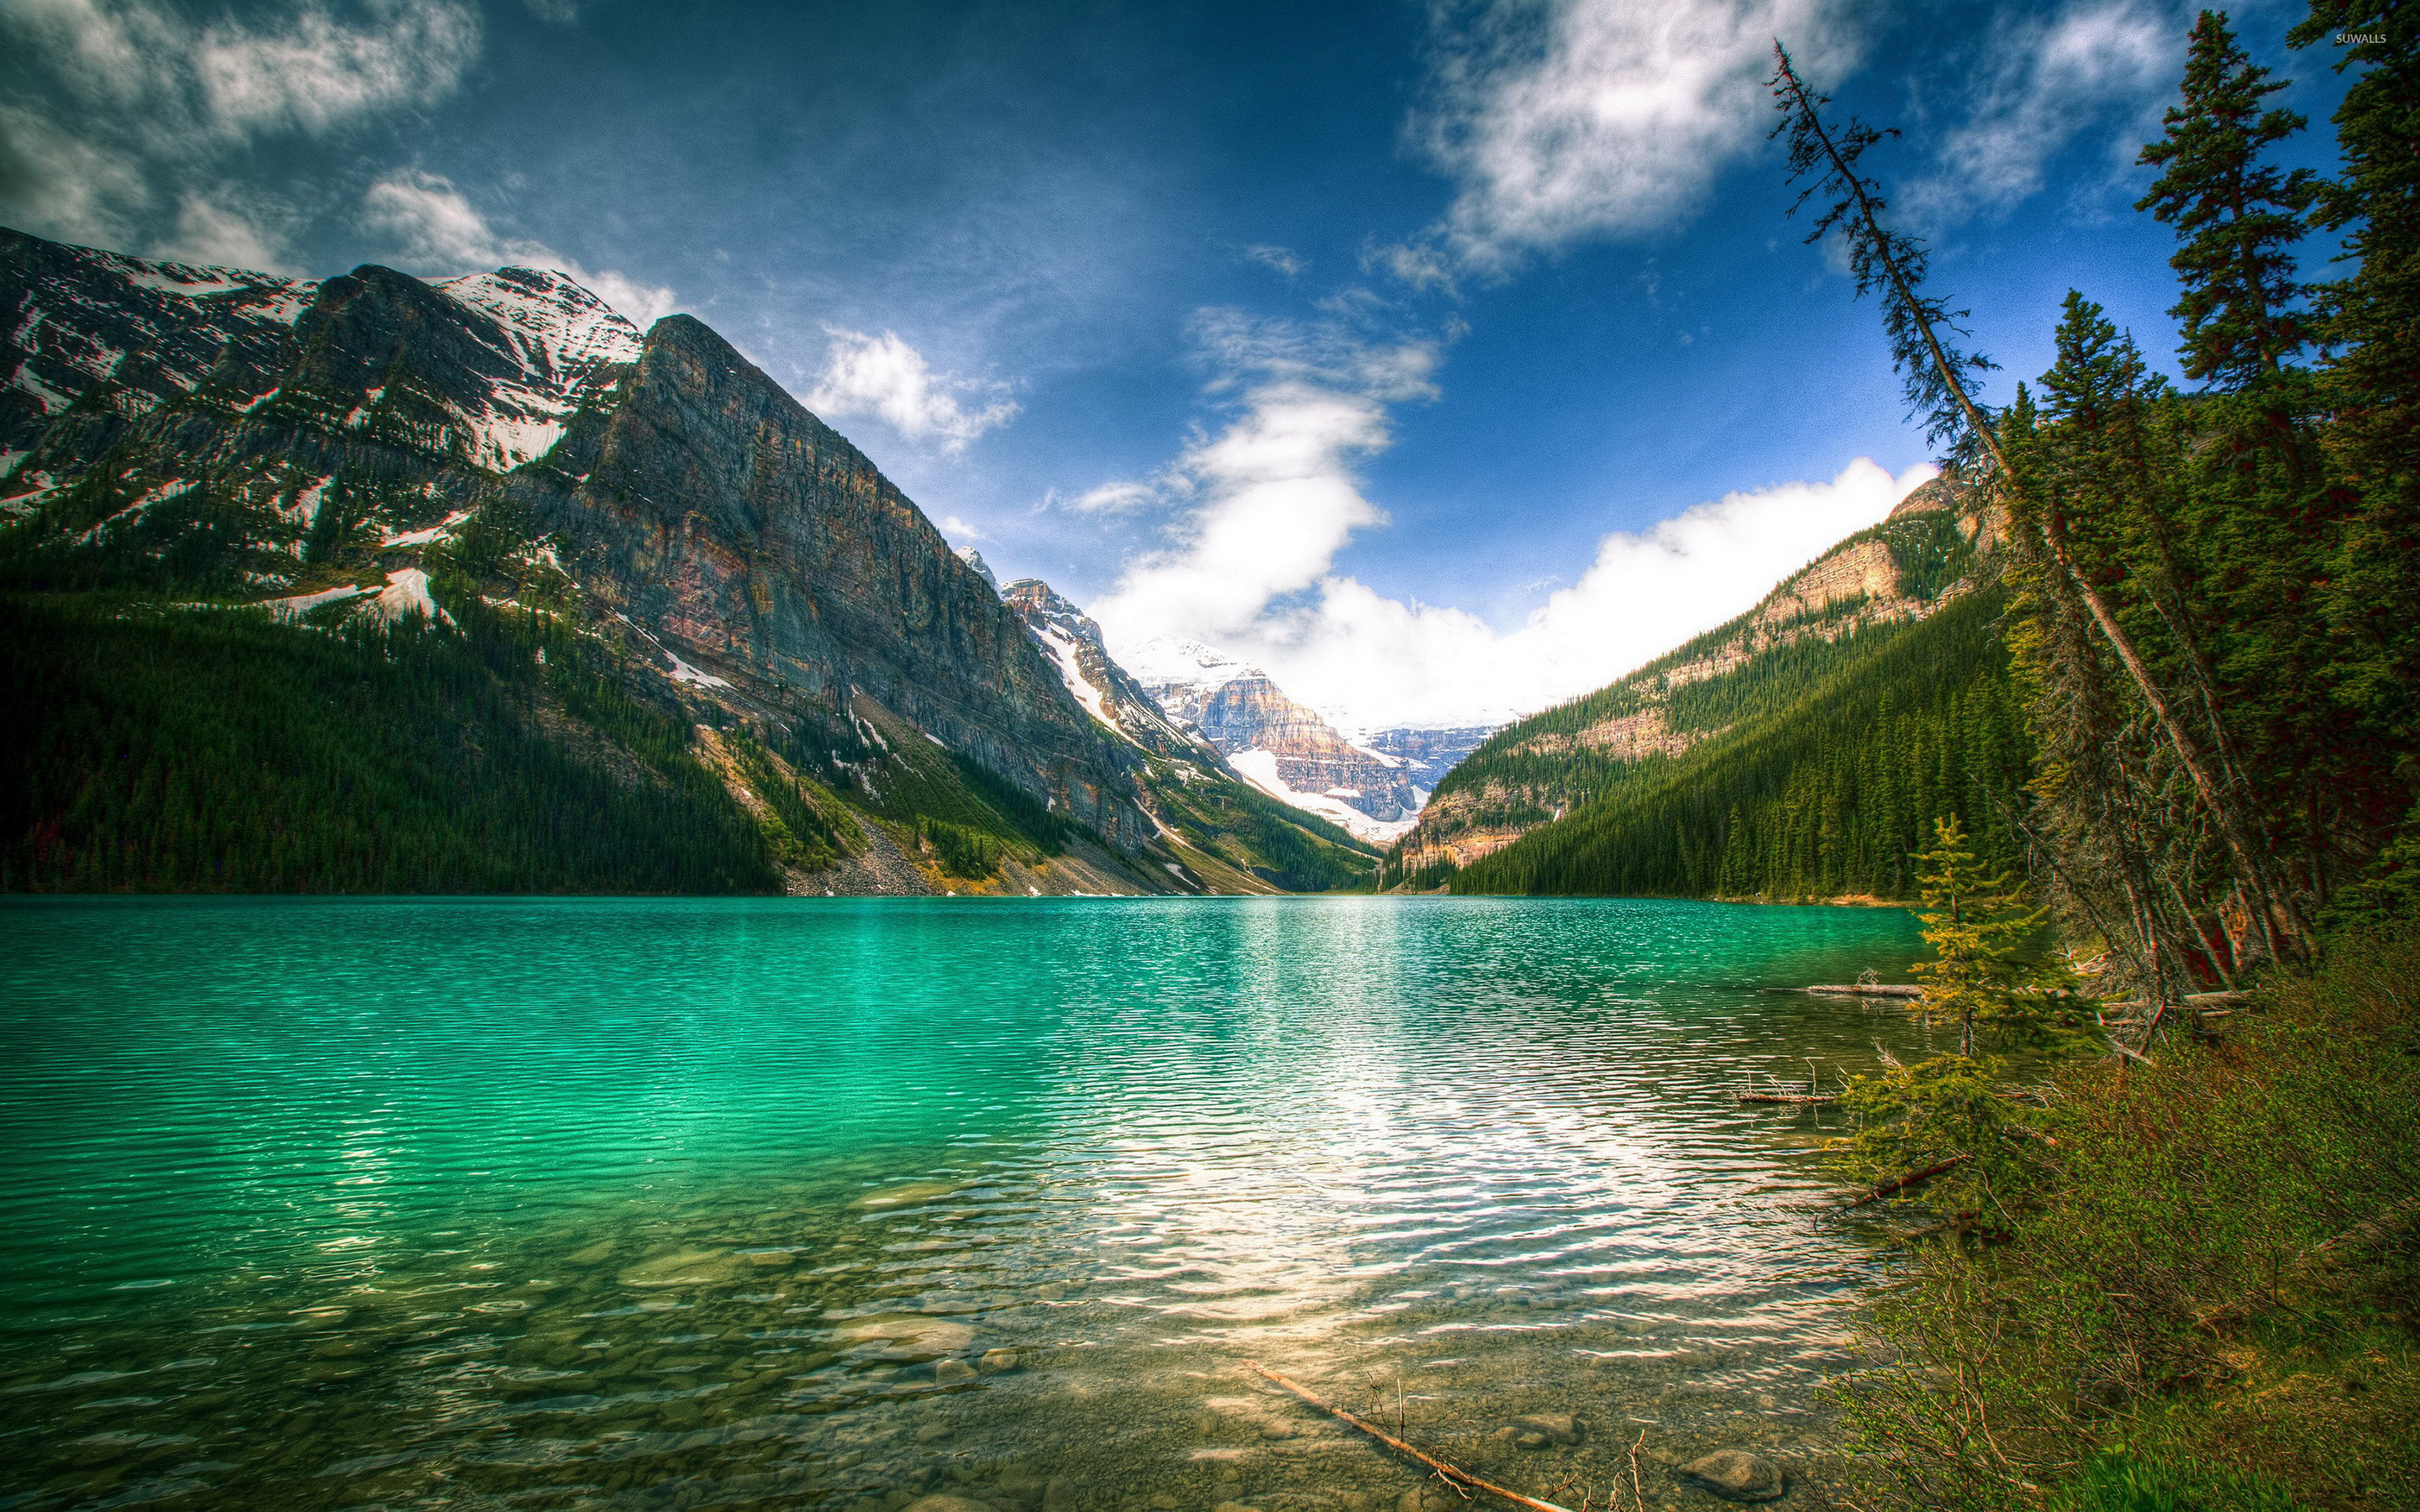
left=0, top=895, right=1937, bottom=1512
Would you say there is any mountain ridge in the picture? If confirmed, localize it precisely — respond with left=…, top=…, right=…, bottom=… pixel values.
left=1, top=226, right=1354, bottom=895
left=1385, top=478, right=2008, bottom=891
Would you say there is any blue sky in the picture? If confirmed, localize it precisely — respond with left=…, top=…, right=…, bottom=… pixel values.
left=0, top=0, right=2355, bottom=727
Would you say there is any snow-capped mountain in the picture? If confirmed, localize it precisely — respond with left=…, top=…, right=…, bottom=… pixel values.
left=999, top=580, right=1211, bottom=760
left=3, top=238, right=637, bottom=482
left=953, top=546, right=998, bottom=589
left=2, top=226, right=1158, bottom=867
left=1117, top=634, right=1426, bottom=843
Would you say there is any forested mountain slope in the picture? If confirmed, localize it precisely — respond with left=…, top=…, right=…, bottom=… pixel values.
left=0, top=228, right=1348, bottom=895
left=1383, top=480, right=2021, bottom=896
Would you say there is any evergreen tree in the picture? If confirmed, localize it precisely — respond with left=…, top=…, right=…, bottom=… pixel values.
left=2136, top=10, right=2318, bottom=389
left=1908, top=816, right=2050, bottom=1058
left=2291, top=2, right=2420, bottom=837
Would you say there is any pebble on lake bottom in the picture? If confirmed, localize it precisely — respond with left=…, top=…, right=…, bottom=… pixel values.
left=1676, top=1448, right=1787, bottom=1502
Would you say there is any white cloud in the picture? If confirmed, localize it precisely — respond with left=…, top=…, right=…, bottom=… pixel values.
left=939, top=514, right=986, bottom=541
left=0, top=0, right=480, bottom=262
left=1236, top=459, right=1936, bottom=728
left=1088, top=303, right=1934, bottom=727
left=805, top=328, right=1018, bottom=450
left=153, top=189, right=297, bottom=272
left=1064, top=480, right=1158, bottom=514
left=1243, top=244, right=1307, bottom=277
left=0, top=97, right=148, bottom=246
left=1903, top=0, right=2181, bottom=225
left=1084, top=308, right=1440, bottom=690
left=192, top=3, right=480, bottom=138
left=359, top=169, right=680, bottom=327
left=577, top=269, right=680, bottom=330
left=1412, top=0, right=1855, bottom=274
left=3, top=0, right=477, bottom=139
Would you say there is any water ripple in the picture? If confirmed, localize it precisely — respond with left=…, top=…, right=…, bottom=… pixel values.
left=1, top=895, right=1939, bottom=1510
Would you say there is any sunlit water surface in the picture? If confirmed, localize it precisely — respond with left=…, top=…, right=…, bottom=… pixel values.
left=0, top=895, right=1939, bottom=1512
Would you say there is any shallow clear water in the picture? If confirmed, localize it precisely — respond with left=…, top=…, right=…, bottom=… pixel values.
left=0, top=895, right=1935, bottom=1512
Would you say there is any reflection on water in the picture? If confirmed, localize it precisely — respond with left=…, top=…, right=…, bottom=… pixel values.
left=0, top=895, right=1936, bottom=1511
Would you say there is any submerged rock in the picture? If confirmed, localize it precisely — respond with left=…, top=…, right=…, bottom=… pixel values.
left=902, top=1498, right=993, bottom=1512
left=836, top=1314, right=976, bottom=1359
left=1505, top=1412, right=1581, bottom=1447
left=1676, top=1449, right=1786, bottom=1502
left=616, top=1248, right=738, bottom=1288
left=853, top=1181, right=961, bottom=1211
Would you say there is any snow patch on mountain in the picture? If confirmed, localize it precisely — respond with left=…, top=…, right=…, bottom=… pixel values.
left=370, top=568, right=452, bottom=627
left=432, top=268, right=644, bottom=471
left=954, top=546, right=999, bottom=590
left=1228, top=750, right=1418, bottom=843
left=1116, top=634, right=1264, bottom=696
left=1031, top=620, right=1113, bottom=727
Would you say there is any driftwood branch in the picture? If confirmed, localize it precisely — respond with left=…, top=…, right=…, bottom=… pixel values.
left=1243, top=1362, right=1575, bottom=1512
left=1845, top=1154, right=1972, bottom=1210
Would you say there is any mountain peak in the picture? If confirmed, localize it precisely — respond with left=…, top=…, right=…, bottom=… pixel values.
left=956, top=548, right=1000, bottom=590
left=1115, top=634, right=1267, bottom=692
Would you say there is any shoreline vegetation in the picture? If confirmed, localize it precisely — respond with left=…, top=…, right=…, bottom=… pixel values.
left=1739, top=8, right=2420, bottom=1507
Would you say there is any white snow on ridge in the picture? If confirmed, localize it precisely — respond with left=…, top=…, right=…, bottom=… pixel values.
left=1029, top=622, right=1114, bottom=730
left=434, top=270, right=645, bottom=472
left=263, top=583, right=367, bottom=620
left=438, top=269, right=644, bottom=372
left=1228, top=749, right=1418, bottom=845
left=1117, top=634, right=1263, bottom=696
left=666, top=650, right=731, bottom=689
left=370, top=568, right=453, bottom=626
left=382, top=507, right=476, bottom=548
left=108, top=254, right=317, bottom=323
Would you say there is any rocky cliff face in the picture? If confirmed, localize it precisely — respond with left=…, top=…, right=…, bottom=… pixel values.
left=986, top=580, right=1378, bottom=891
left=502, top=314, right=1144, bottom=844
left=1389, top=480, right=2002, bottom=881
left=999, top=579, right=1213, bottom=762
left=3, top=227, right=1171, bottom=880
left=1122, top=636, right=1423, bottom=843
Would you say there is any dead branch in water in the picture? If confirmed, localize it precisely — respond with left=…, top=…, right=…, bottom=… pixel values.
left=1243, top=1361, right=1576, bottom=1512
left=1844, top=1153, right=1972, bottom=1210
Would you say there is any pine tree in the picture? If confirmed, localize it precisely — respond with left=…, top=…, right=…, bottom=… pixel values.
left=2291, top=2, right=2420, bottom=832
left=2136, top=10, right=2318, bottom=389
left=1909, top=816, right=2048, bottom=1057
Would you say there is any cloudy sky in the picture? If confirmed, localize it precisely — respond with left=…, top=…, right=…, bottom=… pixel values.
left=0, top=0, right=2353, bottom=727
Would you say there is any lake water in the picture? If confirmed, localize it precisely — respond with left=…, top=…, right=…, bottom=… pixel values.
left=0, top=895, right=1935, bottom=1512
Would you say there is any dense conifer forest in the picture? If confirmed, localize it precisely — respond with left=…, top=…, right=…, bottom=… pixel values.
left=1454, top=589, right=2032, bottom=898
left=1730, top=10, right=2420, bottom=1509
left=1, top=593, right=777, bottom=893
left=1431, top=3, right=2417, bottom=979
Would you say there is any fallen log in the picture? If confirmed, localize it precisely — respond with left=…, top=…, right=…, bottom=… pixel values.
left=1734, top=1090, right=1840, bottom=1105
left=1244, top=1362, right=1574, bottom=1512
left=1807, top=983, right=1924, bottom=998
left=1845, top=1154, right=1971, bottom=1210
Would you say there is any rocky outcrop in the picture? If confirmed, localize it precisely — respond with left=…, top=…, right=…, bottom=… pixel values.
left=999, top=579, right=1213, bottom=763
left=1361, top=725, right=1495, bottom=785
left=3, top=227, right=1159, bottom=864
left=1123, top=636, right=1421, bottom=841
left=505, top=314, right=1145, bottom=845
left=1387, top=483, right=2001, bottom=885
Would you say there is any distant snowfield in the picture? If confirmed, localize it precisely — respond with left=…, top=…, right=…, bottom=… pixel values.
left=1227, top=749, right=1417, bottom=844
